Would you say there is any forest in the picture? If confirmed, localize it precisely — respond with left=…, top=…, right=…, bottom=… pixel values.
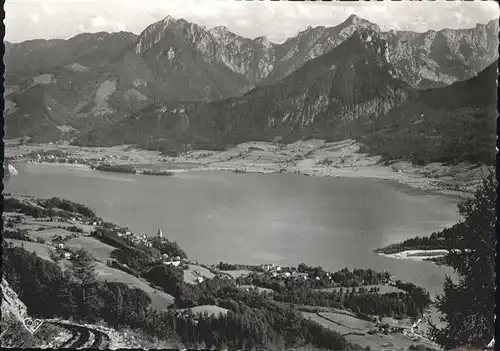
left=375, top=222, right=468, bottom=255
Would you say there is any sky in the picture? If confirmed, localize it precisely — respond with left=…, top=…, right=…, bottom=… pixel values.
left=5, top=0, right=500, bottom=44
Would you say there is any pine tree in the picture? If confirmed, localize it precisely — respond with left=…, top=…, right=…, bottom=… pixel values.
left=430, top=174, right=496, bottom=349
left=66, top=248, right=99, bottom=321
left=56, top=271, right=76, bottom=318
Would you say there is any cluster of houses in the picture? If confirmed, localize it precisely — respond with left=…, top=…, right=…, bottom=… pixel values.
left=117, top=231, right=154, bottom=247
left=379, top=276, right=397, bottom=286
left=161, top=253, right=185, bottom=267
left=223, top=263, right=307, bottom=282
left=50, top=235, right=79, bottom=260
left=25, top=149, right=127, bottom=167
left=258, top=263, right=320, bottom=281
left=244, top=263, right=399, bottom=288
left=27, top=151, right=82, bottom=164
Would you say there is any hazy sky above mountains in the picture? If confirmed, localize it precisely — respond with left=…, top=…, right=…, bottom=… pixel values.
left=5, top=0, right=499, bottom=43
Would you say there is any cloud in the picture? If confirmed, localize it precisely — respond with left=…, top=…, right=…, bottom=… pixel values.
left=90, top=16, right=109, bottom=28
left=29, top=13, right=39, bottom=23
left=41, top=3, right=56, bottom=16
left=235, top=19, right=251, bottom=28
left=83, top=16, right=127, bottom=32
left=5, top=0, right=499, bottom=43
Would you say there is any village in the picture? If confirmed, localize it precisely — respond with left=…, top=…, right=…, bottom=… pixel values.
left=8, top=147, right=126, bottom=168
left=47, top=215, right=401, bottom=289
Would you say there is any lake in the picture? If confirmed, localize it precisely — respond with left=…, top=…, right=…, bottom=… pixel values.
left=6, top=163, right=458, bottom=295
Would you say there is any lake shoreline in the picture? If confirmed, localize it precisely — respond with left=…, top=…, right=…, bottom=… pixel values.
left=375, top=249, right=448, bottom=262
left=6, top=139, right=490, bottom=200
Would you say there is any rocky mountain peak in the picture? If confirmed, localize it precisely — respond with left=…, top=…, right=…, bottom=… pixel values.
left=345, top=14, right=362, bottom=25
left=333, top=14, right=381, bottom=42
left=254, top=36, right=274, bottom=49
left=134, top=15, right=205, bottom=55
left=356, top=27, right=381, bottom=41
left=296, top=25, right=322, bottom=38
left=209, top=25, right=232, bottom=39
left=351, top=28, right=389, bottom=58
left=343, top=14, right=379, bottom=30
left=162, top=15, right=176, bottom=25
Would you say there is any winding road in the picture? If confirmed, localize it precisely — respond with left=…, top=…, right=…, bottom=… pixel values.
left=47, top=321, right=110, bottom=349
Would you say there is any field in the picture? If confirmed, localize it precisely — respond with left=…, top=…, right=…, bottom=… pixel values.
left=318, top=312, right=376, bottom=330
left=16, top=216, right=95, bottom=234
left=63, top=236, right=116, bottom=262
left=5, top=239, right=55, bottom=261
left=183, top=264, right=216, bottom=284
left=93, top=262, right=175, bottom=309
left=25, top=227, right=71, bottom=241
left=302, top=312, right=356, bottom=335
left=8, top=214, right=116, bottom=263
left=315, top=284, right=406, bottom=295
left=301, top=310, right=440, bottom=351
left=178, top=305, right=228, bottom=317
left=218, top=269, right=252, bottom=278
left=239, top=285, right=274, bottom=294
left=346, top=332, right=439, bottom=351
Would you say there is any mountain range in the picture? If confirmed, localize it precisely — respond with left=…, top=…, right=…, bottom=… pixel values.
left=72, top=26, right=497, bottom=165
left=3, top=14, right=498, bottom=165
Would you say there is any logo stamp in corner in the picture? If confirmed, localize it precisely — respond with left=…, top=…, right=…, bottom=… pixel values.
left=22, top=318, right=44, bottom=334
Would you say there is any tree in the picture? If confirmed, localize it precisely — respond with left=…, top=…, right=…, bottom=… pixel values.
left=298, top=263, right=308, bottom=273
left=56, top=271, right=76, bottom=318
left=48, top=248, right=61, bottom=263
left=430, top=174, right=495, bottom=349
left=66, top=248, right=99, bottom=321
left=67, top=248, right=97, bottom=285
left=142, top=264, right=184, bottom=297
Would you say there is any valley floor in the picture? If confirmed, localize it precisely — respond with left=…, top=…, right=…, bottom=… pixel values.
left=6, top=139, right=490, bottom=199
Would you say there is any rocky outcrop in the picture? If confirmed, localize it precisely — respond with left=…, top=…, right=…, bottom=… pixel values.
left=381, top=20, right=498, bottom=88
left=1, top=278, right=28, bottom=321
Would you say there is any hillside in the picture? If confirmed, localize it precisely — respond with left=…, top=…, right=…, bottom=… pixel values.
left=4, top=15, right=498, bottom=142
left=360, top=61, right=497, bottom=165
left=4, top=48, right=170, bottom=142
left=4, top=31, right=138, bottom=74
left=417, top=62, right=497, bottom=109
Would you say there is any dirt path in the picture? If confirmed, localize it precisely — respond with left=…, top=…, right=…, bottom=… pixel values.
left=47, top=321, right=110, bottom=349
